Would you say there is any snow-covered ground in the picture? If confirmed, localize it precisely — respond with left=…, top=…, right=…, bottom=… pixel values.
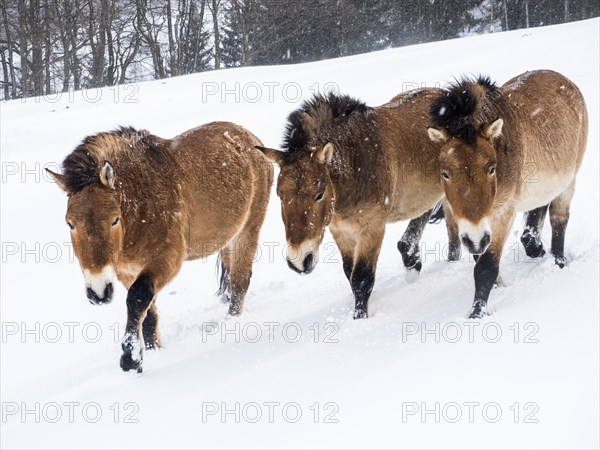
left=1, top=18, right=598, bottom=450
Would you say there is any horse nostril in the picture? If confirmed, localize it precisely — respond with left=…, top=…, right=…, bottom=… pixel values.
left=481, top=233, right=491, bottom=249
left=86, top=287, right=96, bottom=300
left=104, top=283, right=114, bottom=301
left=303, top=252, right=314, bottom=272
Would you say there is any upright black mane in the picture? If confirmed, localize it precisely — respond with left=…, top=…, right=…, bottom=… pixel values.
left=62, top=126, right=139, bottom=192
left=430, top=76, right=499, bottom=145
left=282, top=93, right=368, bottom=156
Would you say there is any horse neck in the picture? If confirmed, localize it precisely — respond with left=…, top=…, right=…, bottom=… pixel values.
left=325, top=116, right=378, bottom=211
left=114, top=158, right=164, bottom=237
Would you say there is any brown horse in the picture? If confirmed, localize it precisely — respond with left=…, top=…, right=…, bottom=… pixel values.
left=427, top=70, right=588, bottom=318
left=257, top=92, right=460, bottom=319
left=47, top=122, right=273, bottom=371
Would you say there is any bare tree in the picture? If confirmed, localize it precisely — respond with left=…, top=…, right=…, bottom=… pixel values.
left=209, top=0, right=222, bottom=69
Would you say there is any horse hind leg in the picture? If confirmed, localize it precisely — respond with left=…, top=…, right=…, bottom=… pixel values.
left=549, top=181, right=575, bottom=268
left=142, top=300, right=161, bottom=350
left=397, top=209, right=431, bottom=272
left=441, top=200, right=461, bottom=261
left=216, top=252, right=231, bottom=304
left=521, top=204, right=549, bottom=258
left=225, top=227, right=262, bottom=317
left=225, top=187, right=270, bottom=317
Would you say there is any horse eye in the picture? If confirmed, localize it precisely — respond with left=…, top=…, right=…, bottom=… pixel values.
left=315, top=192, right=324, bottom=202
left=488, top=166, right=496, bottom=176
left=112, top=217, right=120, bottom=227
left=66, top=221, right=75, bottom=230
left=441, top=172, right=450, bottom=181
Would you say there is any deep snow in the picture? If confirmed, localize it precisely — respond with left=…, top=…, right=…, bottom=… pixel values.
left=1, top=18, right=599, bottom=450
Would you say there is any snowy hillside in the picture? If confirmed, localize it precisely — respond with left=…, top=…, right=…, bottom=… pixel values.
left=1, top=18, right=598, bottom=449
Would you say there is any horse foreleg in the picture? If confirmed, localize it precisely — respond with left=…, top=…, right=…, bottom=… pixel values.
left=121, top=273, right=155, bottom=372
left=521, top=204, right=549, bottom=258
left=329, top=227, right=357, bottom=282
left=142, top=300, right=161, bottom=350
left=549, top=181, right=575, bottom=268
left=352, top=224, right=385, bottom=319
left=121, top=256, right=181, bottom=372
left=469, top=210, right=514, bottom=319
left=442, top=200, right=461, bottom=262
left=397, top=209, right=430, bottom=272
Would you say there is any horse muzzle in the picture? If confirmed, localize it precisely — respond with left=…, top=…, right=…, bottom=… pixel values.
left=287, top=252, right=316, bottom=275
left=286, top=241, right=319, bottom=275
left=83, top=266, right=116, bottom=305
left=86, top=283, right=114, bottom=305
left=457, top=218, right=492, bottom=255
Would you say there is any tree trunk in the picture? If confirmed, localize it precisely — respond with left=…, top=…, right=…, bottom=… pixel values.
left=1, top=48, right=10, bottom=99
left=166, top=0, right=177, bottom=76
left=30, top=0, right=44, bottom=96
left=525, top=0, right=530, bottom=28
left=192, top=0, right=207, bottom=71
left=18, top=0, right=31, bottom=97
left=1, top=0, right=18, bottom=98
left=211, top=0, right=221, bottom=70
left=44, top=0, right=51, bottom=94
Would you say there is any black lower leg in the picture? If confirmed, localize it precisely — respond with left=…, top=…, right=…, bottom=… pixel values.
left=470, top=252, right=499, bottom=319
left=551, top=216, right=568, bottom=268
left=121, top=273, right=155, bottom=372
left=142, top=303, right=160, bottom=350
left=397, top=210, right=430, bottom=272
left=342, top=254, right=353, bottom=281
left=521, top=204, right=548, bottom=258
left=351, top=260, right=375, bottom=319
left=228, top=272, right=251, bottom=316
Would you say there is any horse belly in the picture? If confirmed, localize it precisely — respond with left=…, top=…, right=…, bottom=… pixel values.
left=516, top=171, right=575, bottom=212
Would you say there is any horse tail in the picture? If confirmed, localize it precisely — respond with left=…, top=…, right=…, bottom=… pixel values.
left=215, top=256, right=230, bottom=296
left=428, top=201, right=445, bottom=224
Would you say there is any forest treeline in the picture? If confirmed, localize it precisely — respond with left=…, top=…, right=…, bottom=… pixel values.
left=1, top=0, right=598, bottom=100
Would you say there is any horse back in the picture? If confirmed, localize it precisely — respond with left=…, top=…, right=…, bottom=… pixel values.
left=502, top=70, right=588, bottom=210
left=373, top=88, right=446, bottom=220
left=169, top=122, right=273, bottom=260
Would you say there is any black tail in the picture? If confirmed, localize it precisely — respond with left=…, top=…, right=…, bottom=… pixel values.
left=215, top=257, right=229, bottom=296
left=428, top=202, right=445, bottom=224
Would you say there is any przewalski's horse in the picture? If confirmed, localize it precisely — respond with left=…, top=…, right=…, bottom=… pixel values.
left=427, top=70, right=588, bottom=318
left=47, top=123, right=273, bottom=372
left=258, top=92, right=460, bottom=319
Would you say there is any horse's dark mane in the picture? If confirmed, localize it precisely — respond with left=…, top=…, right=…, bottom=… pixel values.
left=62, top=126, right=148, bottom=192
left=430, top=76, right=499, bottom=145
left=282, top=93, right=368, bottom=158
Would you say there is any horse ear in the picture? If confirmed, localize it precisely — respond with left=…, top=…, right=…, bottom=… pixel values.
left=255, top=146, right=285, bottom=165
left=99, top=161, right=116, bottom=189
left=481, top=118, right=504, bottom=140
left=316, top=142, right=334, bottom=164
left=427, top=127, right=449, bottom=144
left=45, top=168, right=67, bottom=192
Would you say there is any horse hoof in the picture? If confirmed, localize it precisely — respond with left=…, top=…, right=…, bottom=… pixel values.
left=554, top=256, right=567, bottom=268
left=447, top=247, right=461, bottom=262
left=353, top=309, right=368, bottom=320
left=468, top=306, right=488, bottom=319
left=227, top=306, right=242, bottom=317
left=521, top=233, right=546, bottom=258
left=120, top=352, right=143, bottom=372
left=121, top=335, right=143, bottom=372
left=408, top=260, right=422, bottom=273
left=398, top=240, right=420, bottom=270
